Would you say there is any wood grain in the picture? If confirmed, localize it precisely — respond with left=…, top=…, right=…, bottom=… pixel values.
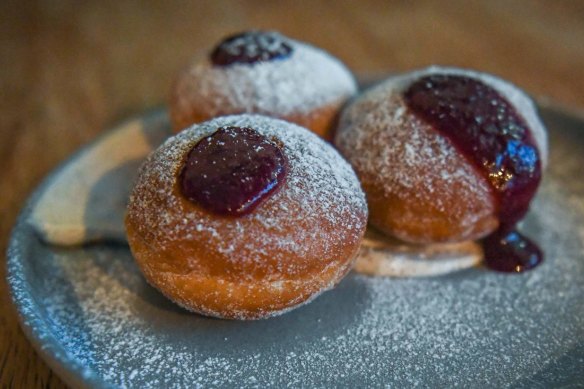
left=1, top=1, right=583, bottom=387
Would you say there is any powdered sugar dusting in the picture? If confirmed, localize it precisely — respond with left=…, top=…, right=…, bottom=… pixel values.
left=172, top=38, right=357, bottom=118
left=409, top=66, right=549, bottom=166
left=335, top=67, right=549, bottom=243
left=126, top=114, right=367, bottom=318
left=7, top=104, right=584, bottom=387
left=129, top=114, right=366, bottom=260
left=8, top=174, right=584, bottom=387
left=336, top=73, right=496, bottom=242
left=380, top=66, right=548, bottom=166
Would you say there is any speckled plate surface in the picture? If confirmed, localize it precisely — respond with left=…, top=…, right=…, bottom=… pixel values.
left=7, top=93, right=584, bottom=387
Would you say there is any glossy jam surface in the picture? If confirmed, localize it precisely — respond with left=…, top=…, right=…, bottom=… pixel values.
left=482, top=230, right=543, bottom=273
left=404, top=74, right=543, bottom=272
left=180, top=126, right=288, bottom=216
left=210, top=31, right=293, bottom=66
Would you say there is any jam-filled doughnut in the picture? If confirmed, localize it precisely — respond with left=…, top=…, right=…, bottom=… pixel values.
left=335, top=67, right=548, bottom=272
left=125, top=114, right=367, bottom=319
left=170, top=30, right=357, bottom=138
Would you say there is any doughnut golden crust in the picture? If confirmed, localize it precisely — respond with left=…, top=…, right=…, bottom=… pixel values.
left=169, top=31, right=357, bottom=138
left=335, top=67, right=548, bottom=244
left=125, top=115, right=368, bottom=319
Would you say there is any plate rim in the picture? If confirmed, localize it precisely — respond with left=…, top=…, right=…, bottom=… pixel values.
left=6, top=103, right=584, bottom=388
left=7, top=185, right=109, bottom=389
left=4, top=113, right=159, bottom=389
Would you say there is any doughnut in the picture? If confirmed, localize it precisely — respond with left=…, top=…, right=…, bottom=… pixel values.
left=335, top=67, right=548, bottom=272
left=125, top=114, right=368, bottom=319
left=170, top=30, right=357, bottom=138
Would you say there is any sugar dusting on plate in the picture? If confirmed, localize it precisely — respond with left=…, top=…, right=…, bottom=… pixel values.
left=8, top=90, right=584, bottom=387
left=8, top=175, right=584, bottom=387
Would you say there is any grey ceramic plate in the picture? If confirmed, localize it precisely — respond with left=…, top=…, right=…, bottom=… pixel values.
left=7, top=91, right=584, bottom=387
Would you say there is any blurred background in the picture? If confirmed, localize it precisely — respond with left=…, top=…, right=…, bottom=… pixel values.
left=1, top=1, right=583, bottom=387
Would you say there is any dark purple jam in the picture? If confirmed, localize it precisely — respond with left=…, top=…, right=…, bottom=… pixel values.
left=482, top=230, right=543, bottom=273
left=210, top=31, right=293, bottom=66
left=180, top=126, right=287, bottom=216
left=404, top=74, right=543, bottom=273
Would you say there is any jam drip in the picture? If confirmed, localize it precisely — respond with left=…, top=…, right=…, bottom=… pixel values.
left=482, top=230, right=542, bottom=273
left=180, top=126, right=288, bottom=216
left=211, top=31, right=293, bottom=66
left=404, top=74, right=543, bottom=273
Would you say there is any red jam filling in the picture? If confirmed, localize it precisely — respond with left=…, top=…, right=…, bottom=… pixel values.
left=404, top=74, right=543, bottom=273
left=180, top=126, right=288, bottom=216
left=210, top=31, right=293, bottom=66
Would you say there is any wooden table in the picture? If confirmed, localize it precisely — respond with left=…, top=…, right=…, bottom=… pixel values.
left=1, top=1, right=583, bottom=387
